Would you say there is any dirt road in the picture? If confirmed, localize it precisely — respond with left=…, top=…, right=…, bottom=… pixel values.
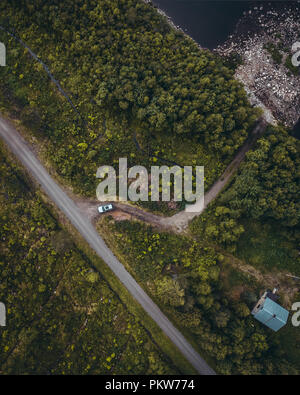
left=80, top=119, right=267, bottom=233
left=0, top=115, right=216, bottom=375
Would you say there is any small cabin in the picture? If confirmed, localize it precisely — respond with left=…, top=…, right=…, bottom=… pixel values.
left=251, top=288, right=289, bottom=332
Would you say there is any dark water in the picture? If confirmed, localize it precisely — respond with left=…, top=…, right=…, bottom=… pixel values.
left=152, top=0, right=256, bottom=49
left=292, top=119, right=300, bottom=138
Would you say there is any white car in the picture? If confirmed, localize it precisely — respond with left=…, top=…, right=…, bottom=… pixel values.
left=98, top=204, right=114, bottom=214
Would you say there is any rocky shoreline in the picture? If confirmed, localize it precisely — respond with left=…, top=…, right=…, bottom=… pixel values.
left=146, top=0, right=300, bottom=130
left=216, top=3, right=300, bottom=129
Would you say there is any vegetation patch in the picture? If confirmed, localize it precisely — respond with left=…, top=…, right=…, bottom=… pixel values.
left=0, top=143, right=179, bottom=375
left=99, top=217, right=299, bottom=374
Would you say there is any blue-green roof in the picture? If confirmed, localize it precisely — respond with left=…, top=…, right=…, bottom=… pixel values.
left=252, top=297, right=289, bottom=332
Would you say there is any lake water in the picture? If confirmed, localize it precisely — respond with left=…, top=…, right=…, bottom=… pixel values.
left=292, top=119, right=300, bottom=138
left=151, top=0, right=256, bottom=49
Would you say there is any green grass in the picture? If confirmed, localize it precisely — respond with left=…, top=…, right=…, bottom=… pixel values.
left=136, top=130, right=227, bottom=191
left=236, top=219, right=300, bottom=276
left=226, top=266, right=259, bottom=290
left=275, top=296, right=300, bottom=369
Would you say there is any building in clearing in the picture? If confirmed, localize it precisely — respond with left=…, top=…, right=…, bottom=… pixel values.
left=251, top=288, right=289, bottom=332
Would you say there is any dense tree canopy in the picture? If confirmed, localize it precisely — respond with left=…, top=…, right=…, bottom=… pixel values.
left=0, top=0, right=259, bottom=155
left=190, top=126, right=300, bottom=261
left=227, top=126, right=300, bottom=226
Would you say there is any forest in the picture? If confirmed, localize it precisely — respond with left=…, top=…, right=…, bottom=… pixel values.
left=0, top=0, right=260, bottom=201
left=190, top=125, right=300, bottom=275
left=0, top=0, right=299, bottom=375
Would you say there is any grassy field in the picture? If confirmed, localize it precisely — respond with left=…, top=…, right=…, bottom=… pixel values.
left=135, top=128, right=227, bottom=190
left=236, top=219, right=300, bottom=276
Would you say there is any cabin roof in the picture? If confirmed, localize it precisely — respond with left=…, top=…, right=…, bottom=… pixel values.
left=252, top=297, right=289, bottom=332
